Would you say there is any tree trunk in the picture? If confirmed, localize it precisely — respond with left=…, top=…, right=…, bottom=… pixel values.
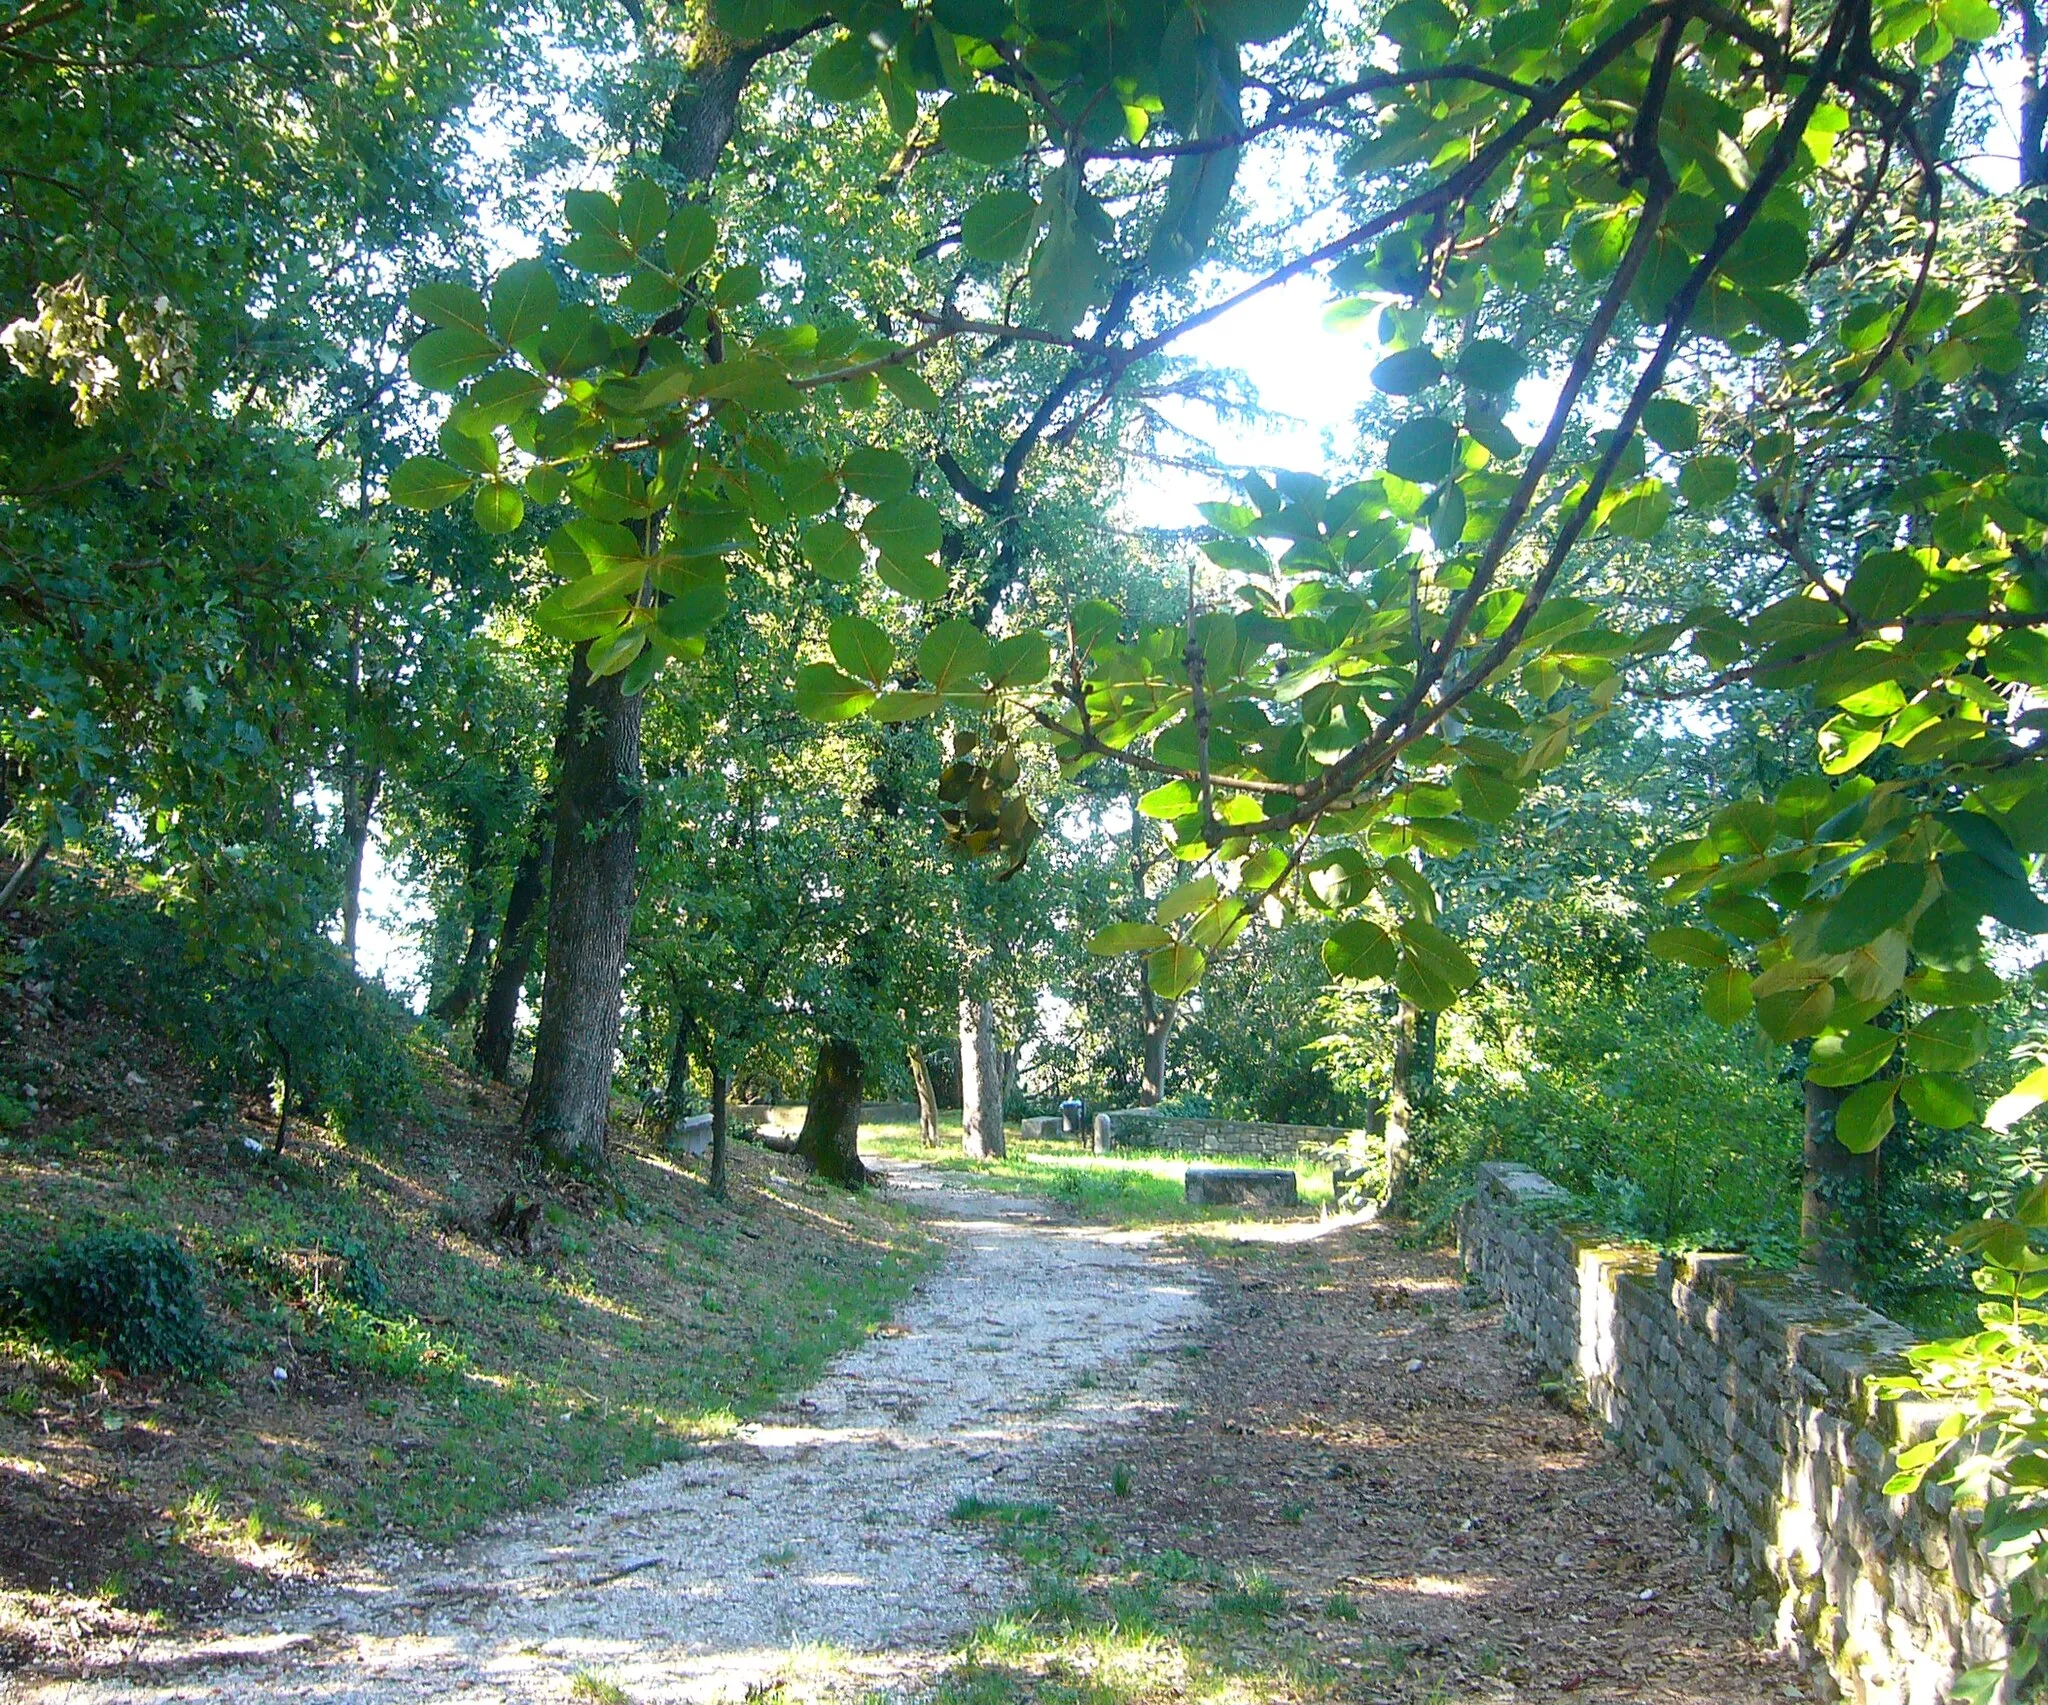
left=1801, top=1080, right=1877, bottom=1290
left=662, top=1003, right=697, bottom=1132
left=908, top=1047, right=941, bottom=1147
left=1139, top=982, right=1174, bottom=1106
left=959, top=995, right=1005, bottom=1159
left=338, top=763, right=382, bottom=968
left=520, top=648, right=643, bottom=1171
left=431, top=818, right=495, bottom=1026
left=1383, top=997, right=1436, bottom=1216
left=796, top=1036, right=867, bottom=1187
left=475, top=805, right=551, bottom=1081
left=709, top=1060, right=731, bottom=1199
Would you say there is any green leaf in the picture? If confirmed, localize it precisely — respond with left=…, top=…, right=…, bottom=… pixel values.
left=545, top=517, right=643, bottom=580
left=917, top=619, right=992, bottom=691
left=871, top=690, right=942, bottom=721
left=1396, top=918, right=1480, bottom=1010
left=829, top=614, right=894, bottom=685
left=876, top=554, right=949, bottom=601
left=1724, top=219, right=1807, bottom=290
left=807, top=33, right=877, bottom=101
left=1158, top=875, right=1219, bottom=926
left=864, top=494, right=943, bottom=566
left=1640, top=398, right=1699, bottom=453
left=388, top=455, right=473, bottom=509
left=1322, top=918, right=1397, bottom=982
left=1147, top=941, right=1207, bottom=1001
left=1903, top=965, right=2006, bottom=1007
left=1371, top=346, right=1443, bottom=395
left=409, top=326, right=500, bottom=392
left=1385, top=417, right=1458, bottom=484
left=488, top=261, right=558, bottom=346
left=665, top=206, right=718, bottom=275
left=1601, top=480, right=1671, bottom=540
left=938, top=91, right=1033, bottom=164
left=1907, top=1010, right=1985, bottom=1073
left=1646, top=926, right=1730, bottom=968
left=985, top=631, right=1051, bottom=687
left=1901, top=1072, right=1978, bottom=1130
left=1931, top=427, right=2007, bottom=479
left=1815, top=862, right=1928, bottom=952
left=1835, top=1080, right=1897, bottom=1153
left=1087, top=921, right=1175, bottom=954
left=473, top=482, right=525, bottom=535
left=794, top=662, right=878, bottom=722
left=1844, top=549, right=1924, bottom=622
left=1139, top=780, right=1197, bottom=821
left=962, top=190, right=1040, bottom=263
left=843, top=447, right=917, bottom=500
left=408, top=281, right=489, bottom=335
left=801, top=521, right=864, bottom=583
left=1677, top=454, right=1740, bottom=508
left=1807, top=1024, right=1898, bottom=1088
left=1455, top=339, right=1525, bottom=396
left=1304, top=848, right=1375, bottom=908
left=1701, top=965, right=1754, bottom=1024
left=1988, top=1065, right=2048, bottom=1133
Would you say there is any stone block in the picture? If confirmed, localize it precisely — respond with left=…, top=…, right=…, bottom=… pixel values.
left=1185, top=1165, right=1297, bottom=1208
left=1020, top=1115, right=1061, bottom=1143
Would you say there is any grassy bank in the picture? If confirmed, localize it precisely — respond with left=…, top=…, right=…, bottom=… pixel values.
left=862, top=1118, right=1339, bottom=1224
left=0, top=1002, right=938, bottom=1659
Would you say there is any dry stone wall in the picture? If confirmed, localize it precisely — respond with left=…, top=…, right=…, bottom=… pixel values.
left=1091, top=1108, right=1363, bottom=1160
left=1461, top=1160, right=2014, bottom=1704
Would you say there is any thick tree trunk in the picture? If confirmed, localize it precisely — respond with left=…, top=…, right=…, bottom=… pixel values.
left=662, top=1003, right=697, bottom=1132
left=908, top=1047, right=941, bottom=1147
left=521, top=649, right=643, bottom=1170
left=709, top=1060, right=731, bottom=1199
left=1801, top=1080, right=1877, bottom=1290
left=796, top=1036, right=867, bottom=1187
left=475, top=805, right=550, bottom=1081
left=959, top=995, right=1005, bottom=1160
left=338, top=763, right=382, bottom=968
left=1139, top=983, right=1174, bottom=1106
left=1383, top=998, right=1436, bottom=1216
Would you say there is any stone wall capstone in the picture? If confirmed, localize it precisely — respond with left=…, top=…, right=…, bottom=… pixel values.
left=1460, top=1160, right=2014, bottom=1704
left=1091, top=1107, right=1367, bottom=1160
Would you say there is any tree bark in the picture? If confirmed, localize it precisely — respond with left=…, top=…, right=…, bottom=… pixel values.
left=796, top=1036, right=867, bottom=1187
left=709, top=1059, right=731, bottom=1199
left=908, top=1047, right=941, bottom=1147
left=431, top=816, right=495, bottom=1026
left=662, top=1002, right=697, bottom=1133
left=338, top=763, right=382, bottom=968
left=1139, top=982, right=1174, bottom=1106
left=959, top=995, right=1005, bottom=1159
left=521, top=648, right=643, bottom=1170
left=475, top=804, right=550, bottom=1081
left=1801, top=1080, right=1877, bottom=1290
left=1383, top=997, right=1436, bottom=1216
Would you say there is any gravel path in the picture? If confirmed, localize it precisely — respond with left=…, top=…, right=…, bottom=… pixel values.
left=26, top=1172, right=1205, bottom=1705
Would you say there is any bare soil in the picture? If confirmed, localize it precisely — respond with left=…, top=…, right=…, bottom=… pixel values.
left=1046, top=1215, right=1804, bottom=1703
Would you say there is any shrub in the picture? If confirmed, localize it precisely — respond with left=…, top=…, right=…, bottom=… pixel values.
left=4, top=1227, right=216, bottom=1376
left=47, top=878, right=423, bottom=1145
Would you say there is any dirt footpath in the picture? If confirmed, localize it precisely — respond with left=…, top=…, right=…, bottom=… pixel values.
left=22, top=1175, right=1204, bottom=1705
left=1049, top=1216, right=1801, bottom=1703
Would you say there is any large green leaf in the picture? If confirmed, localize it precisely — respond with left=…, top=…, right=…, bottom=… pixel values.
left=408, top=281, right=490, bottom=334
left=876, top=553, right=949, bottom=601
left=1385, top=416, right=1457, bottom=483
left=410, top=326, right=500, bottom=392
left=985, top=631, right=1052, bottom=687
left=473, top=482, right=525, bottom=535
left=938, top=91, right=1033, bottom=163
left=918, top=619, right=991, bottom=690
left=1815, top=861, right=1928, bottom=951
left=800, top=521, right=864, bottom=583
left=843, top=447, right=917, bottom=500
left=794, top=663, right=878, bottom=722
left=1087, top=921, right=1175, bottom=954
left=1646, top=926, right=1729, bottom=968
left=388, top=455, right=473, bottom=509
left=489, top=261, right=558, bottom=346
left=1806, top=1024, right=1897, bottom=1088
left=1901, top=1072, right=1978, bottom=1130
left=829, top=614, right=894, bottom=685
left=1834, top=1079, right=1896, bottom=1153
left=864, top=494, right=943, bottom=567
left=1371, top=346, right=1443, bottom=395
left=1395, top=918, right=1479, bottom=1009
left=1147, top=942, right=1207, bottom=1001
left=962, top=191, right=1040, bottom=263
left=1321, top=918, right=1397, bottom=982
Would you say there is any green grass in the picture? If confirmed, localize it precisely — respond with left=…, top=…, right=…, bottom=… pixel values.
left=861, top=1119, right=1337, bottom=1225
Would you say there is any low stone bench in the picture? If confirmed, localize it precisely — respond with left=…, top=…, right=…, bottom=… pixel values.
left=1185, top=1165, right=1297, bottom=1208
left=1020, top=1115, right=1062, bottom=1143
